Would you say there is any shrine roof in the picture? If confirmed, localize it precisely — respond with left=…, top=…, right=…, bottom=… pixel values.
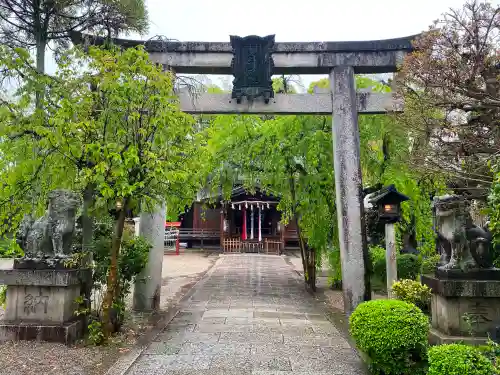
left=197, top=185, right=279, bottom=203
left=230, top=186, right=279, bottom=202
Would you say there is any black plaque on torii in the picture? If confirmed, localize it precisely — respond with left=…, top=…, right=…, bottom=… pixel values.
left=230, top=35, right=275, bottom=104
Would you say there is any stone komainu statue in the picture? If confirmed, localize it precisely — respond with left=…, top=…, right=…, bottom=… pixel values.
left=16, top=190, right=80, bottom=258
left=434, top=195, right=494, bottom=272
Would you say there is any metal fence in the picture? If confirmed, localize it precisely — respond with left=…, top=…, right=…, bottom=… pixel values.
left=164, top=228, right=180, bottom=254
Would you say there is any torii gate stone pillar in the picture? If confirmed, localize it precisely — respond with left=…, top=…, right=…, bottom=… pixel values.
left=132, top=203, right=166, bottom=311
left=71, top=31, right=415, bottom=315
left=331, top=66, right=370, bottom=312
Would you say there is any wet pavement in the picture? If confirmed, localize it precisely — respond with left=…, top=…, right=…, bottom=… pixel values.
left=125, top=254, right=366, bottom=375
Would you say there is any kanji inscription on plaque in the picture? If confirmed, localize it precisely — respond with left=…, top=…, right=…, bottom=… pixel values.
left=230, top=35, right=275, bottom=104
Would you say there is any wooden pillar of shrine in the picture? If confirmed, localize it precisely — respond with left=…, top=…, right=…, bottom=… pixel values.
left=242, top=206, right=247, bottom=240
left=220, top=204, right=225, bottom=250
left=258, top=205, right=262, bottom=242
left=250, top=205, right=254, bottom=240
left=280, top=222, right=285, bottom=251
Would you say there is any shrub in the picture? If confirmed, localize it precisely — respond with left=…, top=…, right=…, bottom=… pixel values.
left=369, top=245, right=386, bottom=277
left=70, top=215, right=151, bottom=341
left=369, top=246, right=422, bottom=289
left=350, top=299, right=429, bottom=375
left=421, top=254, right=440, bottom=275
left=327, top=247, right=342, bottom=289
left=392, top=279, right=432, bottom=313
left=398, top=254, right=422, bottom=280
left=0, top=285, right=6, bottom=308
left=477, top=337, right=500, bottom=369
left=92, top=222, right=151, bottom=328
left=0, top=238, right=23, bottom=258
left=428, top=344, right=495, bottom=375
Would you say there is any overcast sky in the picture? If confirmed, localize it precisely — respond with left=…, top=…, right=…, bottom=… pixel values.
left=46, top=0, right=467, bottom=88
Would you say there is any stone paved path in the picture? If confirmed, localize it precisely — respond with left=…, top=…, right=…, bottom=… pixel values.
left=126, top=254, right=366, bottom=375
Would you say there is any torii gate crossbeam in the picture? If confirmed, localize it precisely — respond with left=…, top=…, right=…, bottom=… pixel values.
left=178, top=91, right=402, bottom=115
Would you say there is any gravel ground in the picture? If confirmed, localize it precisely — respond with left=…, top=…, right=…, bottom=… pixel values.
left=0, top=252, right=217, bottom=375
left=0, top=341, right=121, bottom=375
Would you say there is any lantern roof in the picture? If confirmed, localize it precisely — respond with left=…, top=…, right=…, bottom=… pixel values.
left=369, top=184, right=409, bottom=205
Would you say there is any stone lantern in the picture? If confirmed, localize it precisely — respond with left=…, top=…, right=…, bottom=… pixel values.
left=369, top=185, right=409, bottom=297
left=369, top=184, right=409, bottom=224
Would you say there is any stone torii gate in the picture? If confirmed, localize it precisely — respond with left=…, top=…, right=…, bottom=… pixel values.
left=72, top=32, right=415, bottom=315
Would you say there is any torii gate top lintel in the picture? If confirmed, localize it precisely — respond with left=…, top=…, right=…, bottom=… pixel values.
left=70, top=32, right=418, bottom=75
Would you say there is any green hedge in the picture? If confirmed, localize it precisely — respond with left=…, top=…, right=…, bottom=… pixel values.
left=428, top=344, right=494, bottom=375
left=398, top=254, right=422, bottom=280
left=350, top=299, right=429, bottom=375
left=369, top=246, right=422, bottom=286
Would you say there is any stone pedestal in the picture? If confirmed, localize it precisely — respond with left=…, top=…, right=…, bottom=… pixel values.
left=0, top=264, right=91, bottom=344
left=422, top=274, right=500, bottom=345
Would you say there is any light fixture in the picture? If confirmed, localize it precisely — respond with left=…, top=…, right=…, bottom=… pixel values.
left=239, top=204, right=241, bottom=210
left=369, top=185, right=409, bottom=224
left=384, top=204, right=395, bottom=213
left=231, top=203, right=235, bottom=209
left=245, top=202, right=248, bottom=208
left=267, top=203, right=270, bottom=208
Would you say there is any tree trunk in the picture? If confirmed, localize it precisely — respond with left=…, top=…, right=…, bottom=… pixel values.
left=102, top=199, right=127, bottom=338
left=309, top=246, right=316, bottom=292
left=296, top=218, right=317, bottom=291
left=381, top=132, right=390, bottom=178
left=82, top=185, right=95, bottom=255
left=80, top=185, right=94, bottom=328
left=36, top=39, right=46, bottom=74
left=295, top=217, right=308, bottom=283
left=287, top=167, right=316, bottom=291
left=299, top=227, right=317, bottom=293
left=34, top=38, right=46, bottom=109
left=288, top=173, right=308, bottom=283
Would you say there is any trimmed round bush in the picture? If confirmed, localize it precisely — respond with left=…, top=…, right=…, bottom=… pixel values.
left=428, top=344, right=494, bottom=375
left=350, top=299, right=429, bottom=375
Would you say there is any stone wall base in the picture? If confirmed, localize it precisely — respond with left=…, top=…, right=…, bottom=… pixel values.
left=0, top=320, right=83, bottom=344
left=422, top=275, right=500, bottom=340
left=0, top=266, right=90, bottom=345
left=429, top=327, right=488, bottom=346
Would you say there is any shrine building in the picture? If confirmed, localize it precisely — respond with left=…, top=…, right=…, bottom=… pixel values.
left=178, top=186, right=298, bottom=254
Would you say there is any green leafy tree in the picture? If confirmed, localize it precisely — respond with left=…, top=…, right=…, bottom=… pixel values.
left=0, top=0, right=148, bottom=73
left=201, top=74, right=445, bottom=290
left=309, top=77, right=444, bottom=256
left=0, top=45, right=201, bottom=338
left=203, top=107, right=334, bottom=291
